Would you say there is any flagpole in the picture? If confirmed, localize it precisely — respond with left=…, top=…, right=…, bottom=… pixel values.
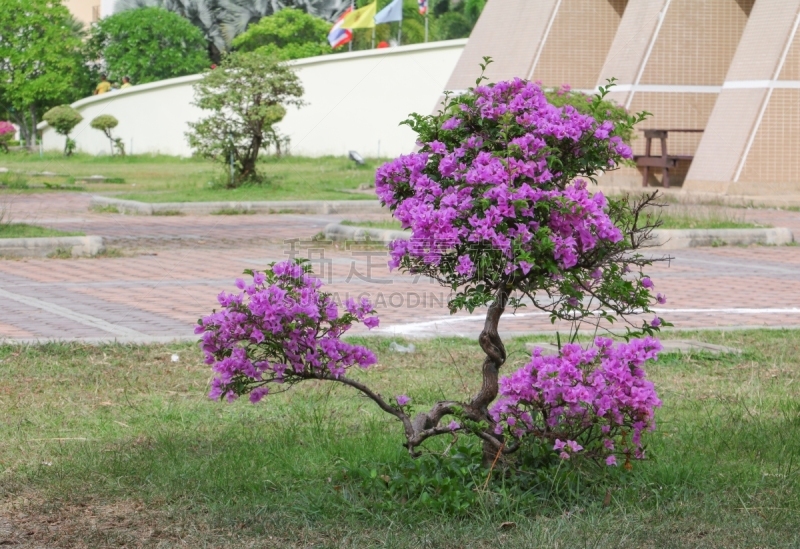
left=349, top=0, right=354, bottom=51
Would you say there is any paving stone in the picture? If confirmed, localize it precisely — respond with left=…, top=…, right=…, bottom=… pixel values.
left=0, top=192, right=798, bottom=343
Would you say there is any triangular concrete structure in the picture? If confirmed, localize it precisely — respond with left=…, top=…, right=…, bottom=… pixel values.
left=684, top=0, right=800, bottom=197
left=444, top=0, right=628, bottom=92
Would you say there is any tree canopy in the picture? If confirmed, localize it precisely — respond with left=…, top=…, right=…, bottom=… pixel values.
left=85, top=7, right=209, bottom=84
left=232, top=8, right=332, bottom=60
left=113, top=0, right=349, bottom=63
left=0, top=0, right=89, bottom=147
left=43, top=105, right=83, bottom=155
left=186, top=51, right=304, bottom=184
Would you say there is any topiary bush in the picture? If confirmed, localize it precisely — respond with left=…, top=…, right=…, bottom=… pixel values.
left=199, top=59, right=667, bottom=476
left=90, top=114, right=124, bottom=156
left=43, top=105, right=83, bottom=156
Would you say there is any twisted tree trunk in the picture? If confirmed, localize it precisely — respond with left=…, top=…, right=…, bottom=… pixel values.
left=324, top=288, right=510, bottom=462
left=471, top=289, right=508, bottom=466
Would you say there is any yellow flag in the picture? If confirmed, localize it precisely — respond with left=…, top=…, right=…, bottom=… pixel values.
left=340, top=2, right=377, bottom=29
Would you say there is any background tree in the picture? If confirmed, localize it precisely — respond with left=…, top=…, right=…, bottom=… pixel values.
left=42, top=105, right=83, bottom=156
left=115, top=0, right=236, bottom=63
left=463, top=0, right=485, bottom=25
left=431, top=0, right=485, bottom=40
left=85, top=7, right=209, bottom=84
left=0, top=0, right=90, bottom=148
left=114, top=0, right=350, bottom=63
left=232, top=8, right=331, bottom=60
left=186, top=52, right=304, bottom=185
left=112, top=0, right=484, bottom=60
left=435, top=11, right=471, bottom=40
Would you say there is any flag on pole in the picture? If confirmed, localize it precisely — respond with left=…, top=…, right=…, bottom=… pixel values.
left=341, top=2, right=377, bottom=29
left=328, top=8, right=353, bottom=48
left=374, top=0, right=403, bottom=24
left=418, top=0, right=427, bottom=15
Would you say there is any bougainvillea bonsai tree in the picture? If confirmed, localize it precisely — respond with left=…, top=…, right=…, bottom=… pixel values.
left=199, top=59, right=668, bottom=470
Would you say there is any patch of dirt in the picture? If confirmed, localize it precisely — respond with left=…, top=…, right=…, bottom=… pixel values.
left=0, top=489, right=323, bottom=548
left=0, top=493, right=174, bottom=548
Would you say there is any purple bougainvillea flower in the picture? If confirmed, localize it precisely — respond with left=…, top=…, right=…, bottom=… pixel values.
left=199, top=260, right=379, bottom=403
left=441, top=117, right=461, bottom=130
left=491, top=338, right=662, bottom=466
left=566, top=440, right=583, bottom=453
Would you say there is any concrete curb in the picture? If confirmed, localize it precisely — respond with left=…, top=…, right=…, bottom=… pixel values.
left=0, top=236, right=105, bottom=258
left=0, top=335, right=197, bottom=345
left=324, top=223, right=795, bottom=249
left=324, top=223, right=408, bottom=242
left=91, top=196, right=385, bottom=215
left=597, top=185, right=800, bottom=209
left=650, top=227, right=794, bottom=248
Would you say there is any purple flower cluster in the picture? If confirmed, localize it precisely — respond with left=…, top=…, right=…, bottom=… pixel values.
left=490, top=337, right=662, bottom=466
left=0, top=121, right=14, bottom=136
left=375, top=77, right=632, bottom=277
left=197, top=260, right=379, bottom=403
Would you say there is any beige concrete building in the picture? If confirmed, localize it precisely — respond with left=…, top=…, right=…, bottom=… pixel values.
left=446, top=0, right=627, bottom=91
left=444, top=0, right=800, bottom=199
left=65, top=0, right=102, bottom=25
left=684, top=0, right=800, bottom=196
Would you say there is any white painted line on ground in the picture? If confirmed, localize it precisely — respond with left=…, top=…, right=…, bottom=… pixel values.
left=0, top=288, right=146, bottom=337
left=653, top=308, right=800, bottom=314
left=379, top=308, right=800, bottom=335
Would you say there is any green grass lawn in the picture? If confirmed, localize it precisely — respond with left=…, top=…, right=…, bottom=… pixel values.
left=1, top=329, right=798, bottom=547
left=0, top=223, right=83, bottom=238
left=657, top=206, right=763, bottom=230
left=341, top=219, right=404, bottom=230
left=0, top=151, right=380, bottom=202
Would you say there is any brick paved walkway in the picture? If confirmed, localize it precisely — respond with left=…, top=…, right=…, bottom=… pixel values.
left=1, top=193, right=799, bottom=342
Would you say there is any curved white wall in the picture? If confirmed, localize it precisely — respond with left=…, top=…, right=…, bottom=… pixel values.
left=40, top=40, right=467, bottom=158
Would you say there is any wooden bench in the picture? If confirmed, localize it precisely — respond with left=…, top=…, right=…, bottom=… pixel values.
left=634, top=129, right=703, bottom=188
